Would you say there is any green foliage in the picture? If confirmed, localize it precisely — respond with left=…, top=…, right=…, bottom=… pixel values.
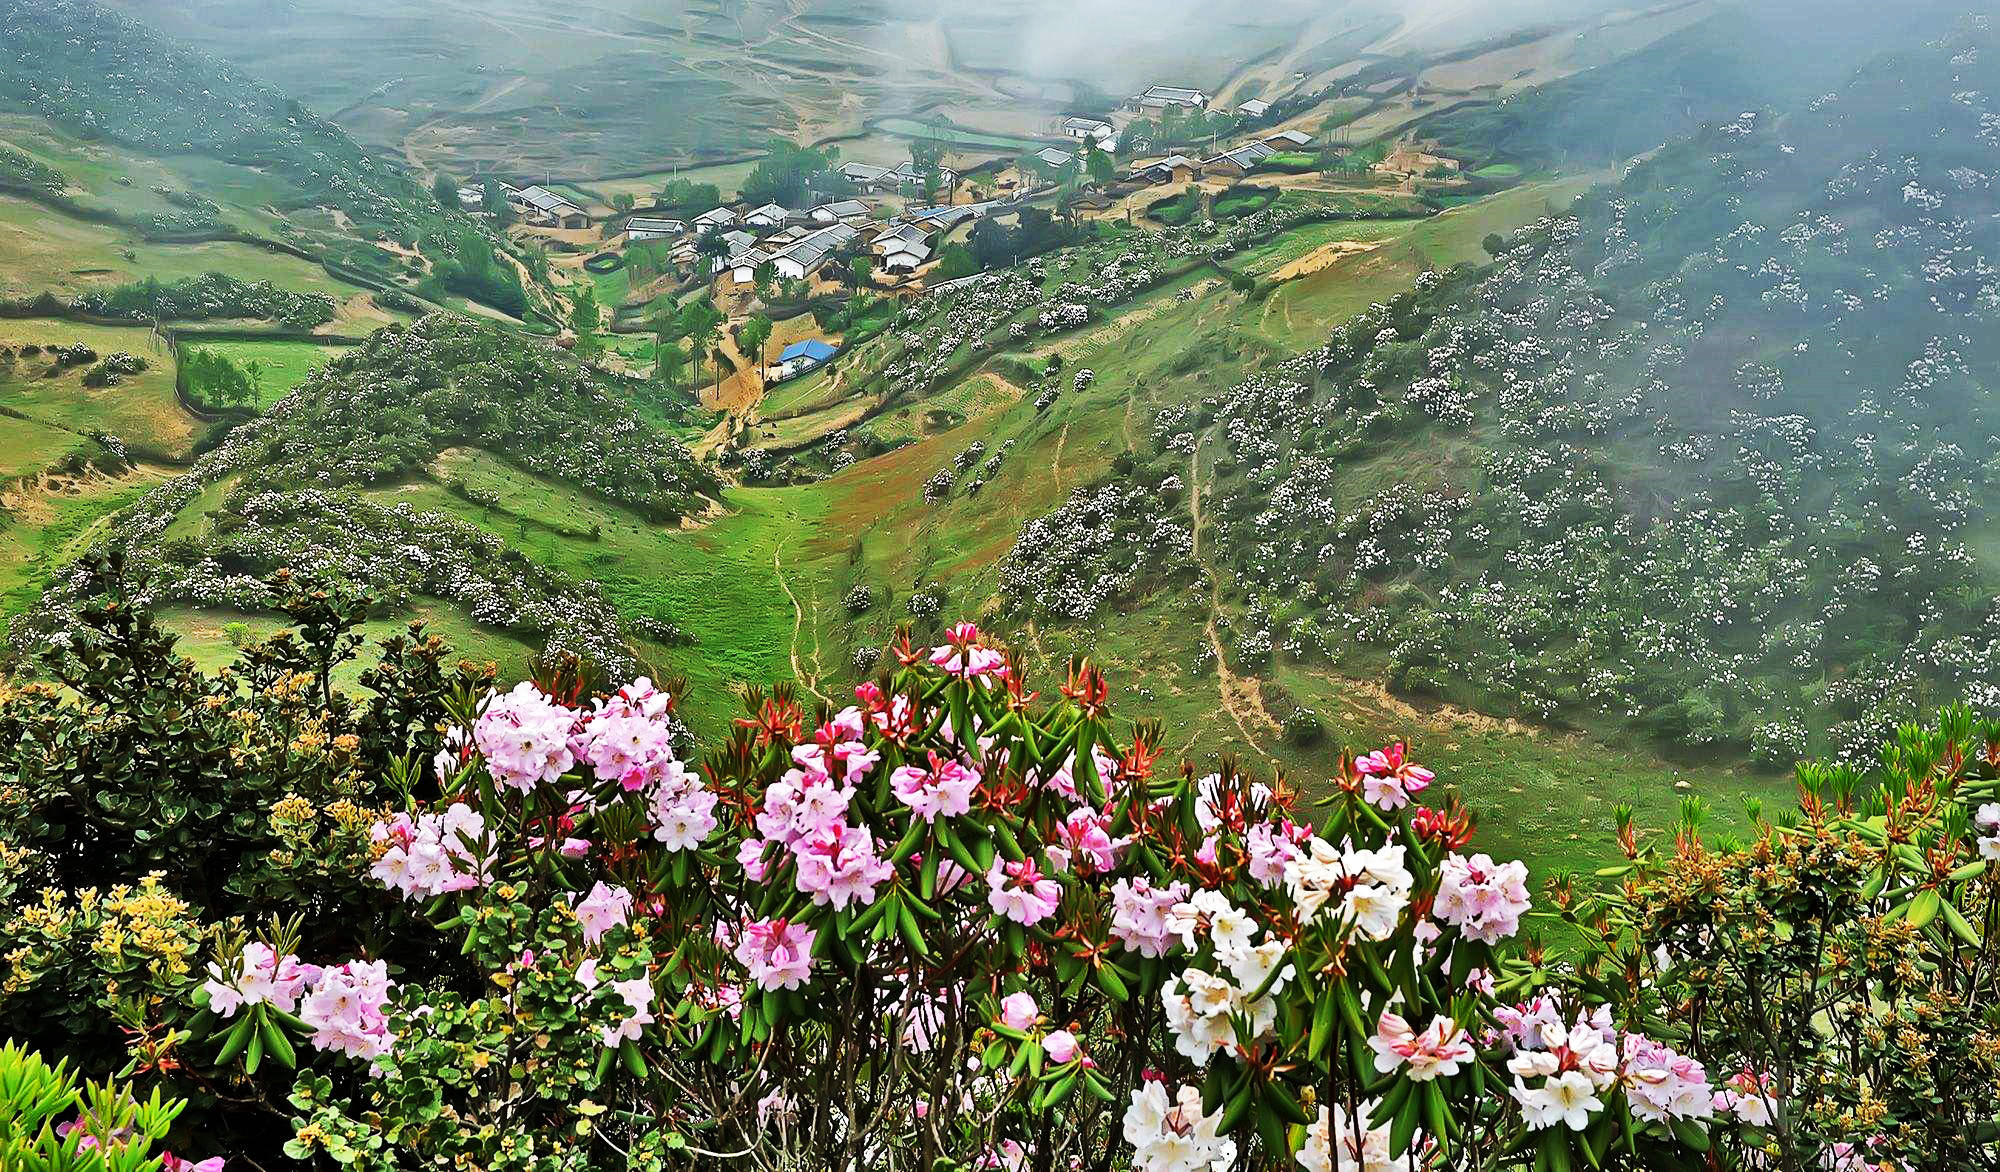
left=73, top=273, right=336, bottom=328
left=418, top=227, right=528, bottom=318
left=0, top=1042, right=185, bottom=1172
left=180, top=347, right=254, bottom=409
left=739, top=138, right=844, bottom=209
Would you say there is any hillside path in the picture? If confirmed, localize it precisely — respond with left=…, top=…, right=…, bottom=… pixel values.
left=774, top=541, right=831, bottom=705
left=1188, top=436, right=1281, bottom=761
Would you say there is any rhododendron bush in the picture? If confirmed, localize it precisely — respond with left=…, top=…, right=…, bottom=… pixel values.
left=248, top=623, right=1739, bottom=1171
left=5, top=574, right=1999, bottom=1170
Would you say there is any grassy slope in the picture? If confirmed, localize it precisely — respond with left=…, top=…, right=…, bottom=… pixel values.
left=177, top=337, right=358, bottom=407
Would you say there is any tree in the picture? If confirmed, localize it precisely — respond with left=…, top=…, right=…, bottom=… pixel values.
left=694, top=229, right=730, bottom=277
left=935, top=243, right=979, bottom=281
left=612, top=192, right=636, bottom=214
left=652, top=340, right=686, bottom=388
left=1482, top=232, right=1507, bottom=257
left=1084, top=143, right=1114, bottom=185
left=910, top=138, right=946, bottom=204
left=849, top=255, right=874, bottom=292
left=432, top=172, right=458, bottom=209
left=738, top=314, right=773, bottom=375
left=740, top=139, right=841, bottom=208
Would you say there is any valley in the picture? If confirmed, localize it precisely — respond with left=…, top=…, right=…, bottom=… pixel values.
left=0, top=0, right=1991, bottom=892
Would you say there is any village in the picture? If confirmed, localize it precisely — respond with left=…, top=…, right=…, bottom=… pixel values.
left=451, top=79, right=1471, bottom=412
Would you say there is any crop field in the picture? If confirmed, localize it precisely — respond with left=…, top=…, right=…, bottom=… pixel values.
left=871, top=118, right=1050, bottom=155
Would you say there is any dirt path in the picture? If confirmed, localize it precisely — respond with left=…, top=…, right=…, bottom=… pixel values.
left=1051, top=415, right=1071, bottom=495
left=1268, top=238, right=1384, bottom=284
left=1188, top=436, right=1280, bottom=759
left=774, top=541, right=831, bottom=705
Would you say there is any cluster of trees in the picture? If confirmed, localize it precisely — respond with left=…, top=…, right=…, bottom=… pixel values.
left=1122, top=104, right=1241, bottom=153
left=740, top=138, right=851, bottom=208
left=965, top=206, right=1077, bottom=271
left=180, top=346, right=263, bottom=408
left=73, top=272, right=338, bottom=328
left=418, top=226, right=529, bottom=318
left=654, top=177, right=723, bottom=216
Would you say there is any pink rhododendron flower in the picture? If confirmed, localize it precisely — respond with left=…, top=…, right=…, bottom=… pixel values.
left=370, top=804, right=490, bottom=900
left=600, top=975, right=655, bottom=1046
left=735, top=917, right=816, bottom=990
left=1041, top=1029, right=1081, bottom=1064
left=1368, top=1010, right=1474, bottom=1082
left=163, top=1157, right=227, bottom=1172
left=998, top=991, right=1039, bottom=1030
left=1109, top=877, right=1190, bottom=958
left=578, top=710, right=681, bottom=791
left=931, top=622, right=1009, bottom=680
left=472, top=682, right=577, bottom=791
left=1712, top=1066, right=1776, bottom=1126
left=986, top=856, right=1061, bottom=926
left=792, top=821, right=894, bottom=909
left=889, top=753, right=982, bottom=821
left=737, top=837, right=773, bottom=882
left=203, top=942, right=319, bottom=1018
left=1244, top=820, right=1304, bottom=886
left=1354, top=742, right=1433, bottom=811
left=573, top=882, right=633, bottom=945
left=1433, top=852, right=1532, bottom=943
left=649, top=780, right=718, bottom=850
left=1055, top=805, right=1126, bottom=874
left=299, top=959, right=394, bottom=1063
left=1620, top=1034, right=1713, bottom=1123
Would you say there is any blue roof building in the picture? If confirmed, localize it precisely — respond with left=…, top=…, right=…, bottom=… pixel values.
left=778, top=340, right=838, bottom=366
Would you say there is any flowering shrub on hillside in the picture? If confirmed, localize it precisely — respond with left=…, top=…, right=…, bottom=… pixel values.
left=251, top=621, right=1807, bottom=1171
left=4, top=568, right=1997, bottom=1169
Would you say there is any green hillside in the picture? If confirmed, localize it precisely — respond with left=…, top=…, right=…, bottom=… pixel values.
left=0, top=0, right=555, bottom=321
left=1007, top=26, right=2000, bottom=767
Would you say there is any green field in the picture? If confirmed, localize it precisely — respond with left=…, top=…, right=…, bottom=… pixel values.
left=177, top=337, right=356, bottom=407
left=0, top=318, right=199, bottom=462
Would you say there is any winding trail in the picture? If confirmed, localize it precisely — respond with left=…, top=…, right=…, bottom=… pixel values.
left=774, top=541, right=832, bottom=705
left=1189, top=436, right=1279, bottom=760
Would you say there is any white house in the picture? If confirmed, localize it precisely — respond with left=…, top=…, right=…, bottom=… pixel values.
left=886, top=161, right=958, bottom=191
left=625, top=217, right=686, bottom=241
left=839, top=162, right=894, bottom=190
left=769, top=222, right=859, bottom=281
left=1033, top=147, right=1077, bottom=173
left=1135, top=85, right=1209, bottom=111
left=811, top=199, right=872, bottom=223
left=728, top=247, right=775, bottom=283
left=742, top=203, right=792, bottom=228
left=691, top=206, right=738, bottom=231
left=456, top=185, right=485, bottom=210
left=1060, top=116, right=1116, bottom=143
left=1265, top=129, right=1313, bottom=149
left=872, top=222, right=933, bottom=272
left=1236, top=98, right=1270, bottom=118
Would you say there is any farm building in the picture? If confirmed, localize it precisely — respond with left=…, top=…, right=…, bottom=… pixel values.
left=769, top=223, right=859, bottom=281
left=1265, top=129, right=1313, bottom=148
left=872, top=222, right=933, bottom=272
left=1134, top=85, right=1208, bottom=111
left=456, top=185, right=485, bottom=209
left=885, top=161, right=959, bottom=191
left=1204, top=141, right=1277, bottom=177
left=727, top=247, right=776, bottom=283
left=1129, top=155, right=1202, bottom=185
left=1060, top=116, right=1116, bottom=143
left=1237, top=98, right=1270, bottom=118
left=904, top=202, right=985, bottom=230
left=509, top=185, right=589, bottom=229
left=691, top=206, right=739, bottom=231
left=1033, top=147, right=1077, bottom=173
left=811, top=199, right=872, bottom=223
left=839, top=162, right=895, bottom=190
left=742, top=203, right=793, bottom=228
left=771, top=339, right=837, bottom=381
left=626, top=217, right=686, bottom=241
left=1376, top=144, right=1461, bottom=177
